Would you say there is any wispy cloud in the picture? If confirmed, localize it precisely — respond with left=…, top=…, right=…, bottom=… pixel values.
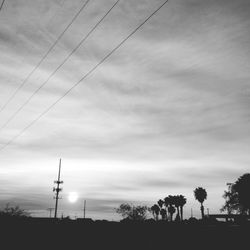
left=0, top=0, right=249, bottom=219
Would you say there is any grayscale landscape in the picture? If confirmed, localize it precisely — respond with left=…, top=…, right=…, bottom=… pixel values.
left=0, top=0, right=250, bottom=249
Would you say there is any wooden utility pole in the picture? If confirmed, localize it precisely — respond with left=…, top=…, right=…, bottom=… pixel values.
left=83, top=200, right=86, bottom=219
left=53, top=159, right=63, bottom=218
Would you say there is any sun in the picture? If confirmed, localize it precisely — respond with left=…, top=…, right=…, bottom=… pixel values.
left=68, top=192, right=78, bottom=203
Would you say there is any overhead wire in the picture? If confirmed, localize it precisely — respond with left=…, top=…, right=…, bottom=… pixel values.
left=0, top=0, right=91, bottom=113
left=0, top=0, right=120, bottom=131
left=0, top=0, right=169, bottom=151
left=0, top=0, right=5, bottom=12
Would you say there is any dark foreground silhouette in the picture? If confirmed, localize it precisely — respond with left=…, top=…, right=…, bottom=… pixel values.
left=1, top=217, right=249, bottom=250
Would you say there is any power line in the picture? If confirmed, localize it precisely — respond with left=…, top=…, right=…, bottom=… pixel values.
left=0, top=0, right=91, bottom=113
left=0, top=0, right=169, bottom=152
left=0, top=0, right=5, bottom=12
left=0, top=0, right=120, bottom=132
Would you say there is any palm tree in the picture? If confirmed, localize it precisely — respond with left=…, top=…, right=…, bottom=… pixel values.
left=168, top=205, right=176, bottom=222
left=158, top=199, right=164, bottom=209
left=151, top=204, right=160, bottom=221
left=170, top=195, right=180, bottom=221
left=173, top=195, right=187, bottom=221
left=157, top=199, right=165, bottom=220
left=194, top=187, right=207, bottom=219
left=167, top=195, right=176, bottom=222
left=164, top=196, right=170, bottom=221
left=160, top=208, right=167, bottom=220
left=178, top=195, right=187, bottom=221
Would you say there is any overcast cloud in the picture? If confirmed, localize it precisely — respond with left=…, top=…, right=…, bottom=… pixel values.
left=0, top=0, right=250, bottom=220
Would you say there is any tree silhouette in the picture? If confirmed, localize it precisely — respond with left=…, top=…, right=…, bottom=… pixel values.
left=168, top=205, right=176, bottom=222
left=194, top=187, right=207, bottom=219
left=151, top=204, right=160, bottom=221
left=167, top=195, right=176, bottom=221
left=158, top=199, right=164, bottom=209
left=164, top=196, right=170, bottom=221
left=173, top=196, right=181, bottom=222
left=178, top=195, right=187, bottom=221
left=157, top=199, right=167, bottom=220
left=116, top=203, right=149, bottom=221
left=221, top=173, right=250, bottom=215
left=0, top=204, right=30, bottom=217
left=234, top=173, right=250, bottom=215
left=160, top=208, right=167, bottom=220
left=221, top=185, right=240, bottom=214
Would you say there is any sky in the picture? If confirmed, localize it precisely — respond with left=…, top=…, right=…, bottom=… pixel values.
left=0, top=0, right=250, bottom=220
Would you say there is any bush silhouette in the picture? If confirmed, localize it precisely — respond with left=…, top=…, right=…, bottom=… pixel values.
left=116, top=203, right=149, bottom=221
left=0, top=204, right=30, bottom=218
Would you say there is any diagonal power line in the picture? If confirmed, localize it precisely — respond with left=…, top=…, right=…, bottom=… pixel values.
left=0, top=0, right=5, bottom=12
left=0, top=0, right=120, bottom=131
left=0, top=0, right=169, bottom=151
left=0, top=0, right=91, bottom=113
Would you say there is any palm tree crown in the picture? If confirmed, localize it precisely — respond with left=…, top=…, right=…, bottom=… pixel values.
left=194, top=187, right=207, bottom=204
left=158, top=199, right=164, bottom=208
left=178, top=195, right=187, bottom=207
left=194, top=187, right=207, bottom=219
left=151, top=204, right=160, bottom=220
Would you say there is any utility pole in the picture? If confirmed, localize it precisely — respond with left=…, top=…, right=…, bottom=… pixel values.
left=83, top=200, right=86, bottom=219
left=47, top=208, right=54, bottom=218
left=53, top=159, right=63, bottom=219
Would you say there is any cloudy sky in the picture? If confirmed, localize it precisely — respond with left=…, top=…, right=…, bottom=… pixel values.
left=0, top=0, right=250, bottom=220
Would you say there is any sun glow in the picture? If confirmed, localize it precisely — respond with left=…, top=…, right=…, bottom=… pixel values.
left=68, top=192, right=78, bottom=203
